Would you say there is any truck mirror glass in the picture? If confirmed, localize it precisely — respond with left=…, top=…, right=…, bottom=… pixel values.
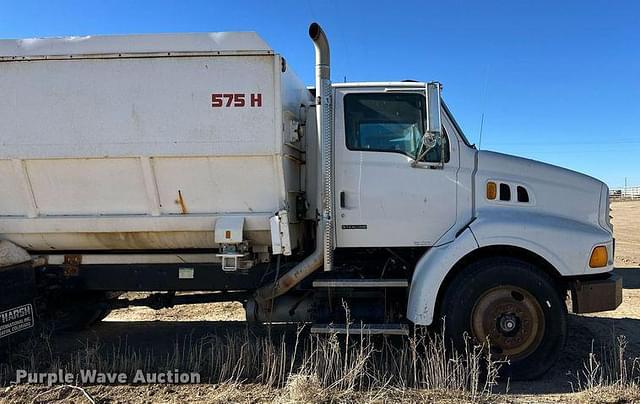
left=426, top=82, right=442, bottom=135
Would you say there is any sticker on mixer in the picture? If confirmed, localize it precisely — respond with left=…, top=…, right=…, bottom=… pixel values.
left=211, top=93, right=263, bottom=108
left=0, top=304, right=34, bottom=339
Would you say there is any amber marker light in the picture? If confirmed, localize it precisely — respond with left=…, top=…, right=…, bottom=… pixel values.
left=589, top=246, right=608, bottom=268
left=486, top=181, right=497, bottom=200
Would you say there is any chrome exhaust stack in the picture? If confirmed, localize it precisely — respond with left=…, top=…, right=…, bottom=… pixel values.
left=309, top=22, right=334, bottom=274
left=252, top=23, right=333, bottom=308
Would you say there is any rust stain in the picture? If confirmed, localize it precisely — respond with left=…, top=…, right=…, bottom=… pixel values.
left=282, top=275, right=296, bottom=289
left=176, top=190, right=188, bottom=214
left=92, top=231, right=213, bottom=249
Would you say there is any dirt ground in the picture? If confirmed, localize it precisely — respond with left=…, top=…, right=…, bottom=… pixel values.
left=2, top=201, right=639, bottom=403
left=611, top=201, right=640, bottom=268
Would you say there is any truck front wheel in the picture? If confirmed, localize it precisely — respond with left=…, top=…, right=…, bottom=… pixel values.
left=439, top=257, right=567, bottom=380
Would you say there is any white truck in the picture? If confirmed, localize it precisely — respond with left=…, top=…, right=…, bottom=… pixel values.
left=0, top=23, right=621, bottom=379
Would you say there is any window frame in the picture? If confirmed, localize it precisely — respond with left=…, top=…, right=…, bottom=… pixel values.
left=343, top=92, right=450, bottom=163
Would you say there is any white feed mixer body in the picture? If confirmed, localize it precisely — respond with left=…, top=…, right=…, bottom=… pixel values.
left=0, top=32, right=312, bottom=254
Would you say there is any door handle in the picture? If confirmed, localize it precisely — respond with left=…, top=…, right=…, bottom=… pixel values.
left=340, top=191, right=346, bottom=208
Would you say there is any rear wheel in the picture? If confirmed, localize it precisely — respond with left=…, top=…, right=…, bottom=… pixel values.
left=44, top=291, right=121, bottom=331
left=440, top=257, right=566, bottom=380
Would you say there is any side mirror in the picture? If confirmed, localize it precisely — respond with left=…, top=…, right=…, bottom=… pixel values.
left=413, top=82, right=443, bottom=167
left=426, top=81, right=442, bottom=139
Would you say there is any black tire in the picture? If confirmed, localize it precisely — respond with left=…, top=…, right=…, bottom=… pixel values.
left=92, top=292, right=122, bottom=322
left=439, top=257, right=567, bottom=380
left=45, top=291, right=121, bottom=331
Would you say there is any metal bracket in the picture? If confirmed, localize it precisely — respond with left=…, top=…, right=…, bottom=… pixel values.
left=62, top=255, right=81, bottom=277
left=216, top=253, right=245, bottom=272
left=270, top=210, right=292, bottom=256
left=214, top=216, right=245, bottom=244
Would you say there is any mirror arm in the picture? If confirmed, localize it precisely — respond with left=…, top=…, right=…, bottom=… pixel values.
left=413, top=136, right=432, bottom=164
left=411, top=129, right=442, bottom=168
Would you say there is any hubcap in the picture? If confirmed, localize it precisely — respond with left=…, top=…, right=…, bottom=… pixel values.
left=471, top=286, right=545, bottom=360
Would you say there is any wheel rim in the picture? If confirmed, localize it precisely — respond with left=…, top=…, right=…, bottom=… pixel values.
left=470, top=286, right=545, bottom=360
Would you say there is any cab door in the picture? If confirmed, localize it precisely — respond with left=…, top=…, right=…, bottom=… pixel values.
left=334, top=88, right=458, bottom=247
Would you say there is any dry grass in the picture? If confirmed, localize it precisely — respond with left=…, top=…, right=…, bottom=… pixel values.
left=1, top=383, right=280, bottom=403
left=569, top=334, right=640, bottom=403
left=0, top=382, right=495, bottom=404
left=9, top=327, right=640, bottom=403
left=0, top=323, right=501, bottom=403
left=5, top=322, right=640, bottom=403
left=573, top=385, right=640, bottom=404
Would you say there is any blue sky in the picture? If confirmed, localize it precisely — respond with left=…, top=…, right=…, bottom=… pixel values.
left=1, top=0, right=638, bottom=187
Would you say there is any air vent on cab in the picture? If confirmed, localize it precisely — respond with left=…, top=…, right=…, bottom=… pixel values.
left=486, top=181, right=531, bottom=204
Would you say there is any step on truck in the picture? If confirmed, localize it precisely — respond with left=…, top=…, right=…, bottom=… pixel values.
left=0, top=23, right=622, bottom=379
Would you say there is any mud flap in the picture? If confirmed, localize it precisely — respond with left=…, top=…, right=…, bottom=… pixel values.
left=0, top=261, right=36, bottom=348
left=570, top=273, right=623, bottom=314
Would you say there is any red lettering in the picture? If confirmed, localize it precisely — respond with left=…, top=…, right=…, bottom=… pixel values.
left=223, top=94, right=234, bottom=107
left=212, top=92, right=262, bottom=108
left=211, top=93, right=223, bottom=107
left=233, top=93, right=245, bottom=107
left=251, top=93, right=262, bottom=107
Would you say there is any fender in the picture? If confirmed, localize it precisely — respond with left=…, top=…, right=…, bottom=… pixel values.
left=407, top=210, right=613, bottom=326
left=407, top=227, right=478, bottom=325
left=469, top=210, right=613, bottom=276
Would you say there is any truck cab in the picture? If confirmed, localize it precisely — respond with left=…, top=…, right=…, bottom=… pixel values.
left=309, top=78, right=620, bottom=379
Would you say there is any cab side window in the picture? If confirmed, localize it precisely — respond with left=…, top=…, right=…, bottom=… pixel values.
left=344, top=92, right=449, bottom=163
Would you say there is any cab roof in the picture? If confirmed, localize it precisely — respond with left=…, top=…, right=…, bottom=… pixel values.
left=332, top=81, right=426, bottom=88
